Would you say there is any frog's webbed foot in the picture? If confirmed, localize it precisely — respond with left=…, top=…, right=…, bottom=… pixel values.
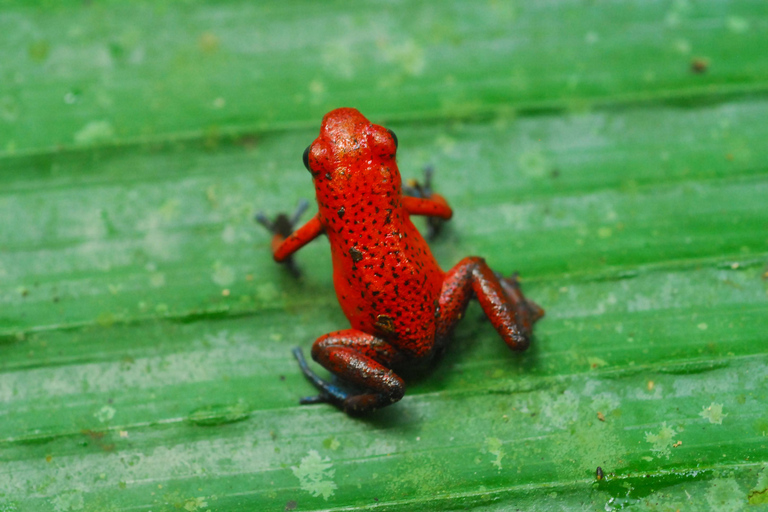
left=255, top=199, right=309, bottom=277
left=403, top=166, right=446, bottom=240
left=500, top=272, right=545, bottom=323
left=292, top=347, right=354, bottom=407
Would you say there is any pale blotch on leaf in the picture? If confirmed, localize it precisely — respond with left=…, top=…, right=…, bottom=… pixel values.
left=483, top=437, right=504, bottom=470
left=308, top=80, right=326, bottom=105
left=256, top=283, right=278, bottom=303
left=52, top=489, right=84, bottom=511
left=587, top=356, right=608, bottom=369
left=706, top=478, right=744, bottom=512
left=323, top=437, right=341, bottom=451
left=199, top=32, right=219, bottom=53
left=542, top=390, right=580, bottom=429
left=292, top=450, right=337, bottom=500
left=379, top=39, right=425, bottom=76
left=212, top=262, right=235, bottom=287
left=749, top=465, right=768, bottom=505
left=597, top=227, right=612, bottom=239
left=727, top=16, right=749, bottom=33
left=699, top=402, right=727, bottom=425
left=74, top=120, right=114, bottom=145
left=517, top=148, right=549, bottom=178
left=94, top=405, right=116, bottom=423
left=183, top=496, right=208, bottom=511
left=150, top=272, right=166, bottom=288
left=645, top=422, right=677, bottom=459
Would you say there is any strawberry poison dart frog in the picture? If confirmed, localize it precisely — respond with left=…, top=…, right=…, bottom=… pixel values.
left=258, top=108, right=543, bottom=414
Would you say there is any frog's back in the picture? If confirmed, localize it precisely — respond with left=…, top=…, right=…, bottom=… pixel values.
left=324, top=196, right=444, bottom=354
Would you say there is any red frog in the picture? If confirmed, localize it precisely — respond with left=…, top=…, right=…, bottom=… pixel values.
left=258, top=108, right=543, bottom=414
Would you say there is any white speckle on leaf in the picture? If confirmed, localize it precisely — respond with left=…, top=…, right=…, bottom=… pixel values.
left=699, top=402, right=727, bottom=424
left=52, top=489, right=84, bottom=511
left=645, top=422, right=677, bottom=459
left=222, top=225, right=237, bottom=244
left=483, top=437, right=504, bottom=470
left=94, top=405, right=116, bottom=423
left=542, top=390, right=580, bottom=429
left=212, top=262, right=235, bottom=286
left=183, top=497, right=208, bottom=511
left=588, top=391, right=621, bottom=415
left=292, top=450, right=337, bottom=500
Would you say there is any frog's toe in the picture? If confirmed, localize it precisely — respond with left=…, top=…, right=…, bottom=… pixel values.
left=526, top=299, right=545, bottom=322
left=299, top=393, right=334, bottom=405
left=292, top=347, right=351, bottom=406
left=255, top=199, right=309, bottom=237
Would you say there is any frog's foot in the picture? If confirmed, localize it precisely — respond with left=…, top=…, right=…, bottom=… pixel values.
left=438, top=258, right=543, bottom=351
left=403, top=165, right=435, bottom=198
left=404, top=166, right=445, bottom=240
left=293, top=347, right=352, bottom=407
left=294, top=330, right=405, bottom=415
left=501, top=272, right=545, bottom=323
left=255, top=199, right=309, bottom=277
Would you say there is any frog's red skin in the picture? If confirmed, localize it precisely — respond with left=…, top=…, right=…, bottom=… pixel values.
left=270, top=108, right=543, bottom=414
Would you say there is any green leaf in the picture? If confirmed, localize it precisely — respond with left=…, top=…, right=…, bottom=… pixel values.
left=1, top=1, right=767, bottom=511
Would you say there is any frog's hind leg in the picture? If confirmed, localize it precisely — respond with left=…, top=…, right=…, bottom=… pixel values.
left=438, top=257, right=543, bottom=351
left=294, top=330, right=405, bottom=414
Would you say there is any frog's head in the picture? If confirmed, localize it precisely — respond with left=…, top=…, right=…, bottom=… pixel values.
left=303, top=108, right=400, bottom=197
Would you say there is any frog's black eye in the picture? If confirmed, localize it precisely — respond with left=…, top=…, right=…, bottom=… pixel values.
left=302, top=145, right=311, bottom=171
left=387, top=129, right=398, bottom=149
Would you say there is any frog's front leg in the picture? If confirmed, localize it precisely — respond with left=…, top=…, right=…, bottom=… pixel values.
left=294, top=330, right=405, bottom=414
left=436, top=257, right=544, bottom=350
left=403, top=167, right=452, bottom=239
left=255, top=199, right=322, bottom=277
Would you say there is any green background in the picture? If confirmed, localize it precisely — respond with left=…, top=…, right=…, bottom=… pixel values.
left=2, top=1, right=767, bottom=510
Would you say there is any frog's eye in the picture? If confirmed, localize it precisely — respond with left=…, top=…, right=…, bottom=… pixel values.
left=386, top=129, right=398, bottom=149
left=302, top=145, right=312, bottom=171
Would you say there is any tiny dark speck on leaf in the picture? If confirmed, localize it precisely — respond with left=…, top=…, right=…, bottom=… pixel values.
left=285, top=500, right=297, bottom=511
left=596, top=466, right=604, bottom=480
left=239, top=134, right=259, bottom=150
left=691, top=57, right=709, bottom=73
